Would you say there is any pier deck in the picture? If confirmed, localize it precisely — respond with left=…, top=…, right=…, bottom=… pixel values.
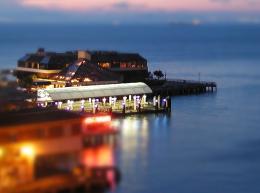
left=147, top=79, right=217, bottom=96
left=59, top=101, right=171, bottom=117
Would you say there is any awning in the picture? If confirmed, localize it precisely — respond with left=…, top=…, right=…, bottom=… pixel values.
left=37, top=82, right=152, bottom=102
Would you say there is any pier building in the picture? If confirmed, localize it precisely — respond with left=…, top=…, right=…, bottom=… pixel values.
left=36, top=82, right=171, bottom=115
left=15, top=49, right=149, bottom=89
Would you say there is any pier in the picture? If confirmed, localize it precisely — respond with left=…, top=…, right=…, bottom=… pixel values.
left=37, top=82, right=172, bottom=117
left=147, top=79, right=217, bottom=96
left=56, top=99, right=171, bottom=117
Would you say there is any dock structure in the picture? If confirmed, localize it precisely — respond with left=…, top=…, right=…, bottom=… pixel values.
left=37, top=82, right=172, bottom=116
left=35, top=80, right=217, bottom=116
left=57, top=99, right=171, bottom=117
left=147, top=79, right=217, bottom=96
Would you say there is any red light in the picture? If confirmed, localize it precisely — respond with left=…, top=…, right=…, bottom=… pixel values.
left=81, top=146, right=114, bottom=167
left=84, top=115, right=111, bottom=124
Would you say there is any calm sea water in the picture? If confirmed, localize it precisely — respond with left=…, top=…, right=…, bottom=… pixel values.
left=1, top=23, right=260, bottom=193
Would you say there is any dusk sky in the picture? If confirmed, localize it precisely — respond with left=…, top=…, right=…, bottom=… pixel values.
left=1, top=0, right=260, bottom=24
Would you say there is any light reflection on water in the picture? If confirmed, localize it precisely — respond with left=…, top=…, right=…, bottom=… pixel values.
left=110, top=85, right=260, bottom=193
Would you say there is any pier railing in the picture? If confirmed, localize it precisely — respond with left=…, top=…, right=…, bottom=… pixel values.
left=166, top=78, right=217, bottom=86
left=147, top=78, right=217, bottom=96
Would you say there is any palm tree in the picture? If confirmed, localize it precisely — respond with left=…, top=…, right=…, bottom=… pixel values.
left=153, top=70, right=164, bottom=80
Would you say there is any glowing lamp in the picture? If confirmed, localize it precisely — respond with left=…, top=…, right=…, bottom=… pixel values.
left=0, top=148, right=4, bottom=158
left=20, top=145, right=35, bottom=158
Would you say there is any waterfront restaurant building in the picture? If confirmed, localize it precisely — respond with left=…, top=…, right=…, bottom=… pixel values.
left=84, top=51, right=149, bottom=82
left=15, top=49, right=149, bottom=89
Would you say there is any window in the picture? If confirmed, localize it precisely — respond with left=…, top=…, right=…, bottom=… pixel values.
left=99, top=63, right=110, bottom=68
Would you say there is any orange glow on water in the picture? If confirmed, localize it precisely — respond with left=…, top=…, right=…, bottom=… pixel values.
left=82, top=146, right=114, bottom=167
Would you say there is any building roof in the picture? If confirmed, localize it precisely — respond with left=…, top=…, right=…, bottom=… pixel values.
left=89, top=51, right=147, bottom=63
left=37, top=82, right=152, bottom=102
left=56, top=59, right=122, bottom=82
left=18, top=50, right=77, bottom=70
left=19, top=54, right=44, bottom=63
left=0, top=108, right=81, bottom=127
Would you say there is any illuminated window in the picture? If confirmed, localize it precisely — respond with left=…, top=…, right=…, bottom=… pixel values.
left=99, top=63, right=110, bottom=68
left=83, top=78, right=92, bottom=82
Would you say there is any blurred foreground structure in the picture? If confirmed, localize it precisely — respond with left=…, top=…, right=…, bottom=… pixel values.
left=0, top=108, right=120, bottom=193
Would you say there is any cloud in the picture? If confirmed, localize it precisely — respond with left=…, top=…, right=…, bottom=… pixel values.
left=111, top=1, right=148, bottom=12
left=19, top=0, right=148, bottom=12
left=17, top=0, right=260, bottom=12
left=210, top=0, right=260, bottom=6
left=1, top=0, right=260, bottom=24
left=113, top=2, right=130, bottom=9
left=19, top=0, right=111, bottom=11
left=210, top=0, right=232, bottom=2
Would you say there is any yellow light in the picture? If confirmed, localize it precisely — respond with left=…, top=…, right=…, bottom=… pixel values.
left=84, top=78, right=92, bottom=82
left=21, top=145, right=35, bottom=158
left=0, top=148, right=4, bottom=158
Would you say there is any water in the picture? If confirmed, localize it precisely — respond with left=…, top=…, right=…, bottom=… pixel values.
left=1, top=23, right=260, bottom=193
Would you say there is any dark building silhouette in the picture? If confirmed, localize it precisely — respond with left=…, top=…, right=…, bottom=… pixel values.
left=15, top=49, right=149, bottom=88
left=16, top=48, right=77, bottom=79
left=85, top=51, right=149, bottom=82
